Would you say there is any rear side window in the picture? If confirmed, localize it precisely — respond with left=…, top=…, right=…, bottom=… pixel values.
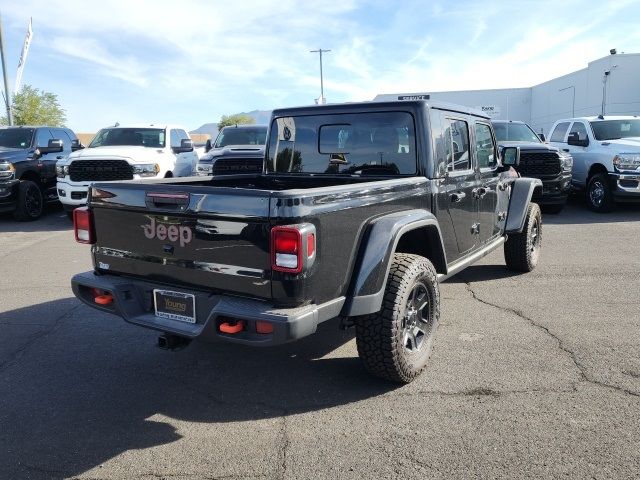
left=475, top=122, right=496, bottom=169
left=550, top=122, right=570, bottom=142
left=569, top=122, right=588, bottom=141
left=445, top=118, right=470, bottom=172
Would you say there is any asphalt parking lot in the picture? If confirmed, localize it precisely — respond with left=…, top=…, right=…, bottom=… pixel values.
left=1, top=198, right=639, bottom=480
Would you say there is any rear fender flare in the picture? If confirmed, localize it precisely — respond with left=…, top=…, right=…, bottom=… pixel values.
left=342, top=209, right=446, bottom=317
left=505, top=178, right=543, bottom=233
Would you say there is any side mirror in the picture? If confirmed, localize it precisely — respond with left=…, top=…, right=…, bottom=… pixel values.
left=71, top=139, right=84, bottom=151
left=39, top=138, right=64, bottom=154
left=537, top=133, right=546, bottom=142
left=205, top=139, right=212, bottom=153
left=567, top=132, right=589, bottom=147
left=173, top=138, right=194, bottom=153
left=501, top=146, right=520, bottom=167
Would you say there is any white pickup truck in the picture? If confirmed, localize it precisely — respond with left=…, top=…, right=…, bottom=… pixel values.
left=548, top=116, right=640, bottom=212
left=56, top=124, right=198, bottom=214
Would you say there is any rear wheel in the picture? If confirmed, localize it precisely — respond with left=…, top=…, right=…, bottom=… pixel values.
left=504, top=203, right=541, bottom=272
left=586, top=173, right=614, bottom=212
left=13, top=180, right=44, bottom=221
left=355, top=253, right=440, bottom=383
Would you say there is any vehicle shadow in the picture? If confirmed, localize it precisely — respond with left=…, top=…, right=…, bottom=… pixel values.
left=0, top=204, right=72, bottom=233
left=0, top=299, right=396, bottom=479
left=445, top=264, right=521, bottom=284
left=542, top=194, right=640, bottom=225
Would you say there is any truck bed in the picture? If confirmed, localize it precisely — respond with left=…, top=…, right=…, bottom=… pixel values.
left=88, top=174, right=430, bottom=306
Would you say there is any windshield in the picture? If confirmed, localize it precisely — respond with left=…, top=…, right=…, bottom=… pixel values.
left=266, top=112, right=416, bottom=175
left=590, top=120, right=640, bottom=141
left=88, top=128, right=166, bottom=148
left=493, top=123, right=541, bottom=143
left=0, top=128, right=34, bottom=149
left=214, top=127, right=267, bottom=147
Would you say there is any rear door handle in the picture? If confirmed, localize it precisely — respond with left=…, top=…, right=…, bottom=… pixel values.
left=562, top=148, right=570, bottom=152
left=450, top=191, right=466, bottom=203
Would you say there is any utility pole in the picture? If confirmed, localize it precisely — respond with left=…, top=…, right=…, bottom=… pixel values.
left=601, top=65, right=617, bottom=116
left=310, top=48, right=331, bottom=104
left=0, top=12, right=14, bottom=125
left=559, top=85, right=575, bottom=117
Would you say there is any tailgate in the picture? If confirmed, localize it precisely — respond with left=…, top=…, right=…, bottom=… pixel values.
left=89, top=183, right=272, bottom=299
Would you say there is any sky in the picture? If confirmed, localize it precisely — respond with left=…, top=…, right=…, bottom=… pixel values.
left=0, top=0, right=639, bottom=132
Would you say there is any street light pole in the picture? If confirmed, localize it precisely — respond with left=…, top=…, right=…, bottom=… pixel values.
left=559, top=86, right=575, bottom=118
left=0, top=12, right=14, bottom=125
left=310, top=48, right=331, bottom=104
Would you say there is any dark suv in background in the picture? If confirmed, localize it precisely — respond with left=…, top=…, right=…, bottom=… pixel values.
left=0, top=126, right=81, bottom=220
left=493, top=120, right=573, bottom=213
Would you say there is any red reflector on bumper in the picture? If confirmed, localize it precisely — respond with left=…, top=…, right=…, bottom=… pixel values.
left=256, top=321, right=274, bottom=334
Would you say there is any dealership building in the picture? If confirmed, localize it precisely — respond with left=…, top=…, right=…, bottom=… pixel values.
left=374, top=52, right=640, bottom=136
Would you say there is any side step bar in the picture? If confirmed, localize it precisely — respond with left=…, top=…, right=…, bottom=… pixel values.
left=437, top=236, right=506, bottom=282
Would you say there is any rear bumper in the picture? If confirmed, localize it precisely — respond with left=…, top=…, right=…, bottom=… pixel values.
left=0, top=179, right=19, bottom=213
left=71, top=271, right=344, bottom=346
left=531, top=172, right=572, bottom=205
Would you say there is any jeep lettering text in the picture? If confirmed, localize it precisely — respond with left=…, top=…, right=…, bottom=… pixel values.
left=143, top=218, right=192, bottom=247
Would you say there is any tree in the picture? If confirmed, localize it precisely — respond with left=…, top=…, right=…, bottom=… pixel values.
left=1, top=85, right=66, bottom=126
left=218, top=113, right=255, bottom=130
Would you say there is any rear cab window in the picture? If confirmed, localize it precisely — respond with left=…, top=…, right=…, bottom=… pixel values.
left=550, top=122, right=571, bottom=143
left=266, top=112, right=417, bottom=175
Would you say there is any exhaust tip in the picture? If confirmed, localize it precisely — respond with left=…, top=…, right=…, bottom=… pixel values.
left=158, top=334, right=190, bottom=351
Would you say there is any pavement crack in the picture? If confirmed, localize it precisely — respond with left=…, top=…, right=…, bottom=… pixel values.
left=277, top=414, right=290, bottom=480
left=0, top=303, right=81, bottom=375
left=464, top=281, right=639, bottom=399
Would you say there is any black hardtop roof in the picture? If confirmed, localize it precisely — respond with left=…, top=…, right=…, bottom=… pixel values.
left=271, top=100, right=490, bottom=120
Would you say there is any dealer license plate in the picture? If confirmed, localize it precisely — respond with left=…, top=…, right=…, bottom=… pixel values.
left=153, top=289, right=196, bottom=324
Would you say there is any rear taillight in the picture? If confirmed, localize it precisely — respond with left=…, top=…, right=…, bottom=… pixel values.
left=271, top=224, right=316, bottom=274
left=74, top=207, right=95, bottom=244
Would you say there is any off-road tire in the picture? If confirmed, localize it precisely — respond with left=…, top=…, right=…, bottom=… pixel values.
left=12, top=180, right=44, bottom=221
left=586, top=173, right=614, bottom=213
left=541, top=203, right=564, bottom=214
left=504, top=203, right=542, bottom=272
left=355, top=253, right=440, bottom=383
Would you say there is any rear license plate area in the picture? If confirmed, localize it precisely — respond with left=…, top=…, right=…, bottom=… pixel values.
left=153, top=289, right=196, bottom=324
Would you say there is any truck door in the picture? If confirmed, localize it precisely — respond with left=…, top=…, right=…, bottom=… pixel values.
left=564, top=121, right=591, bottom=184
left=440, top=117, right=478, bottom=255
left=33, top=128, right=56, bottom=187
left=474, top=121, right=500, bottom=242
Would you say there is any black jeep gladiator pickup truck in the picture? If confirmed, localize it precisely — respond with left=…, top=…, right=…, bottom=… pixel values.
left=71, top=100, right=542, bottom=383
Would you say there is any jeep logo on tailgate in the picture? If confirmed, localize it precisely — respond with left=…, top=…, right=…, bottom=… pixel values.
left=143, top=218, right=192, bottom=247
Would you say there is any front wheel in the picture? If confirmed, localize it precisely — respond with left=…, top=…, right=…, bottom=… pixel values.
left=586, top=173, right=614, bottom=212
left=12, top=180, right=44, bottom=221
left=504, top=203, right=542, bottom=272
left=355, top=253, right=440, bottom=383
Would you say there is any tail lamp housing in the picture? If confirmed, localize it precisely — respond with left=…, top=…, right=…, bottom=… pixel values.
left=73, top=207, right=95, bottom=244
left=271, top=224, right=316, bottom=274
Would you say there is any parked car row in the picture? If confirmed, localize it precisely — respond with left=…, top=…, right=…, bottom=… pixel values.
left=0, top=123, right=268, bottom=220
left=1, top=113, right=639, bottom=221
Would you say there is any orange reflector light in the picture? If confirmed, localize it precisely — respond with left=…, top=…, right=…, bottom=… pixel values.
left=94, top=294, right=113, bottom=305
left=219, top=320, right=245, bottom=334
left=256, top=321, right=274, bottom=334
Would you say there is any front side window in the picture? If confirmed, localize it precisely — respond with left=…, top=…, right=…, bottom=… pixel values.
left=35, top=128, right=53, bottom=148
left=445, top=118, right=470, bottom=172
left=266, top=111, right=416, bottom=175
left=550, top=122, right=570, bottom=142
left=0, top=128, right=34, bottom=149
left=493, top=122, right=541, bottom=143
left=475, top=123, right=496, bottom=169
left=214, top=127, right=267, bottom=147
left=590, top=119, right=640, bottom=141
left=89, top=128, right=166, bottom=148
left=569, top=122, right=588, bottom=141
